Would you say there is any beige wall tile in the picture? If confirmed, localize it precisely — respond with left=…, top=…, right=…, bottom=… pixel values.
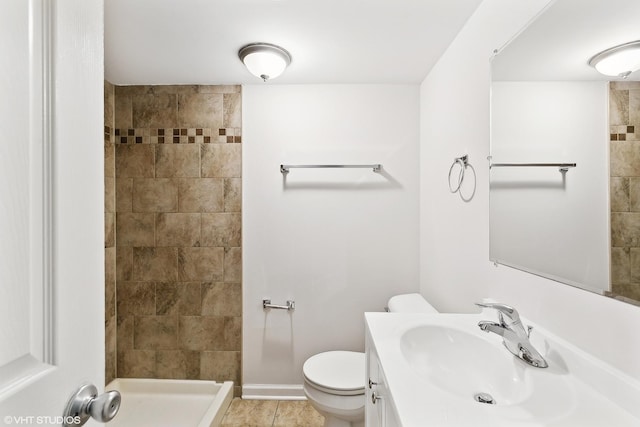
left=611, top=141, right=640, bottom=177
left=611, top=81, right=640, bottom=91
left=224, top=178, right=242, bottom=212
left=132, top=93, right=178, bottom=128
left=630, top=89, right=640, bottom=127
left=611, top=247, right=631, bottom=285
left=118, top=349, right=156, bottom=378
left=198, top=85, right=241, bottom=94
left=611, top=212, right=640, bottom=247
left=178, top=178, right=224, bottom=213
left=185, top=350, right=201, bottom=379
left=156, top=145, right=200, bottom=178
left=105, top=212, right=115, bottom=248
left=134, top=315, right=178, bottom=350
left=612, top=283, right=640, bottom=301
left=115, top=85, right=147, bottom=96
left=116, top=247, right=133, bottom=281
left=148, top=85, right=198, bottom=95
left=133, top=178, right=179, bottom=212
left=133, top=247, right=179, bottom=281
left=115, top=94, right=133, bottom=129
left=105, top=81, right=115, bottom=127
left=220, top=398, right=277, bottom=427
left=224, top=247, right=242, bottom=282
left=223, top=316, right=241, bottom=351
left=201, top=144, right=241, bottom=178
left=631, top=248, right=640, bottom=283
left=178, top=247, right=224, bottom=281
left=156, top=350, right=187, bottom=379
left=117, top=314, right=135, bottom=351
left=202, top=213, right=241, bottom=247
left=177, top=93, right=223, bottom=128
left=116, top=212, right=155, bottom=247
left=116, top=178, right=133, bottom=212
left=116, top=144, right=155, bottom=178
left=156, top=213, right=201, bottom=247
left=610, top=89, right=629, bottom=126
left=105, top=176, right=116, bottom=213
left=201, top=282, right=241, bottom=317
left=178, top=316, right=224, bottom=351
left=116, top=281, right=156, bottom=317
left=105, top=247, right=116, bottom=318
left=156, top=282, right=201, bottom=316
left=105, top=143, right=115, bottom=178
left=105, top=315, right=117, bottom=385
left=630, top=178, right=640, bottom=212
left=611, top=177, right=629, bottom=212
left=223, top=93, right=242, bottom=128
left=200, top=351, right=240, bottom=383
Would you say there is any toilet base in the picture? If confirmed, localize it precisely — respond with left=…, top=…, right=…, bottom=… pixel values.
left=303, top=382, right=364, bottom=427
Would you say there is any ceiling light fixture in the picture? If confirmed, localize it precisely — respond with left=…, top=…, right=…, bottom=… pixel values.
left=588, top=40, right=640, bottom=78
left=238, top=43, right=292, bottom=82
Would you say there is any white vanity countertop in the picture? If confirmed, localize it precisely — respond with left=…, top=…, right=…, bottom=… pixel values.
left=365, top=312, right=640, bottom=427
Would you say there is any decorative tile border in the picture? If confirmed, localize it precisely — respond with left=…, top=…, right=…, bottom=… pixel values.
left=114, top=128, right=242, bottom=144
left=610, top=125, right=635, bottom=141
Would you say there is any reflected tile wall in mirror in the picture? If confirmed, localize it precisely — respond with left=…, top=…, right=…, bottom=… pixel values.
left=609, top=81, right=640, bottom=304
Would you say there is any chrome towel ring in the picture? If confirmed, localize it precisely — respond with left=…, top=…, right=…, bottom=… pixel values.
left=448, top=154, right=476, bottom=202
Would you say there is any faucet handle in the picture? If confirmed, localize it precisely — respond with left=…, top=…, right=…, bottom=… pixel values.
left=475, top=302, right=520, bottom=324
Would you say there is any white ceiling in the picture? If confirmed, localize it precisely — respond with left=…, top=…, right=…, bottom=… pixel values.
left=492, top=0, right=640, bottom=81
left=104, top=0, right=482, bottom=85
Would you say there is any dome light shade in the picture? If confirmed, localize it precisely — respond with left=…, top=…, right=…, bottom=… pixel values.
left=238, top=43, right=291, bottom=82
left=589, top=40, right=640, bottom=78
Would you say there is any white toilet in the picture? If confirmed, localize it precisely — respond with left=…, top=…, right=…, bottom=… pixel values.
left=302, top=293, right=437, bottom=427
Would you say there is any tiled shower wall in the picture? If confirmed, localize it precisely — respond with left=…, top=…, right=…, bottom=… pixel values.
left=610, top=81, right=640, bottom=302
left=105, top=81, right=116, bottom=385
left=109, top=84, right=242, bottom=395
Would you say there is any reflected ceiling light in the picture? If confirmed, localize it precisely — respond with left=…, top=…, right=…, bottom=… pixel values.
left=238, top=43, right=291, bottom=82
left=588, top=40, right=640, bottom=78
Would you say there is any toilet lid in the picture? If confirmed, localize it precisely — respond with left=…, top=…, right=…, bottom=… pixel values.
left=303, top=351, right=365, bottom=394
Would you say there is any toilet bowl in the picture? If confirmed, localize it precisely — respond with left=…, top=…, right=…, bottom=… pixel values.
left=302, top=294, right=438, bottom=427
left=303, top=351, right=365, bottom=427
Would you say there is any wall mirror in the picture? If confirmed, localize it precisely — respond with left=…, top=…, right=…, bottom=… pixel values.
left=490, top=0, right=640, bottom=305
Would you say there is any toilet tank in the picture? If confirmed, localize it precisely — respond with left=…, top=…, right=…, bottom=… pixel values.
left=387, top=293, right=438, bottom=313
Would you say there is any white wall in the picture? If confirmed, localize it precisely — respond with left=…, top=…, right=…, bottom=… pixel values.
left=420, top=0, right=640, bottom=381
left=243, top=85, right=420, bottom=397
left=491, top=81, right=609, bottom=293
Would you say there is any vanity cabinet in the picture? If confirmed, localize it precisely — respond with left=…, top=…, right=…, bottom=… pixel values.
left=365, top=328, right=400, bottom=427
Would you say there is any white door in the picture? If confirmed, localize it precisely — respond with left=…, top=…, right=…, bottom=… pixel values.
left=0, top=0, right=105, bottom=425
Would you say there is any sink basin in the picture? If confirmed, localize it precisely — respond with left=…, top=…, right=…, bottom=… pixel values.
left=399, top=324, right=531, bottom=405
left=367, top=313, right=640, bottom=426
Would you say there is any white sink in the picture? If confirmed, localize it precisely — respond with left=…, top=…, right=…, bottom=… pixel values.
left=400, top=324, right=533, bottom=404
left=366, top=313, right=640, bottom=426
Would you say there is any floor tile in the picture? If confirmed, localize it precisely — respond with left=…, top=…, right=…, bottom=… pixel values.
left=220, top=398, right=278, bottom=427
left=273, top=400, right=325, bottom=427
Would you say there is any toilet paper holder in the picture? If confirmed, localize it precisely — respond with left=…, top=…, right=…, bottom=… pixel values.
left=263, top=299, right=295, bottom=311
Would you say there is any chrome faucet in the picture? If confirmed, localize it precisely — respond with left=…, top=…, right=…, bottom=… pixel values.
left=475, top=302, right=548, bottom=368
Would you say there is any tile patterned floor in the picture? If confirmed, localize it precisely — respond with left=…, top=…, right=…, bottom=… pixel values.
left=220, top=398, right=325, bottom=427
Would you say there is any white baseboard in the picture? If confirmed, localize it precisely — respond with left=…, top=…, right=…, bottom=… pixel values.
left=242, top=384, right=306, bottom=400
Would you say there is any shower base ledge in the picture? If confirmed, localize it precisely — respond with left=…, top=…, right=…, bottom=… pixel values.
left=106, top=378, right=233, bottom=427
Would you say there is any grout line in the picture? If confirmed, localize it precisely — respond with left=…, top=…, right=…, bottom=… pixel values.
left=271, top=400, right=280, bottom=427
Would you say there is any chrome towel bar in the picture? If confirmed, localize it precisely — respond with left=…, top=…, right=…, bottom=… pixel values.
left=263, top=299, right=295, bottom=311
left=280, top=164, right=382, bottom=174
left=488, top=157, right=576, bottom=172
